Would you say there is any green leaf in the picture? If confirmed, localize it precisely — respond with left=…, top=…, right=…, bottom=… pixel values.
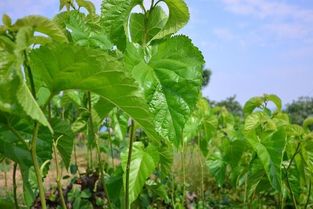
left=17, top=81, right=53, bottom=133
left=244, top=112, right=267, bottom=132
left=15, top=26, right=34, bottom=55
left=247, top=158, right=266, bottom=197
left=14, top=15, right=68, bottom=43
left=245, top=129, right=286, bottom=191
left=0, top=66, right=52, bottom=132
left=265, top=94, right=282, bottom=112
left=208, top=151, right=226, bottom=186
left=158, top=142, right=173, bottom=178
left=51, top=118, right=75, bottom=169
left=0, top=68, right=20, bottom=113
left=59, top=0, right=72, bottom=11
left=243, top=96, right=264, bottom=116
left=129, top=13, right=145, bottom=44
left=125, top=35, right=204, bottom=145
left=66, top=11, right=113, bottom=50
left=2, top=14, right=12, bottom=27
left=105, top=166, right=123, bottom=207
left=0, top=126, right=33, bottom=168
left=0, top=121, right=52, bottom=206
left=223, top=139, right=246, bottom=169
left=129, top=6, right=168, bottom=44
left=244, top=94, right=282, bottom=116
left=109, top=108, right=129, bottom=141
left=76, top=0, right=96, bottom=15
left=100, top=0, right=140, bottom=50
left=61, top=90, right=82, bottom=107
left=152, top=0, right=189, bottom=40
left=121, top=142, right=159, bottom=204
left=29, top=43, right=161, bottom=143
left=93, top=97, right=114, bottom=128
left=303, top=117, right=313, bottom=130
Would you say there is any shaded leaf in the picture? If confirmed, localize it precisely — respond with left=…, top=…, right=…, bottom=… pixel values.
left=14, top=15, right=68, bottom=43
left=153, top=0, right=189, bottom=40
left=121, top=142, right=159, bottom=204
left=30, top=43, right=161, bottom=143
left=101, top=0, right=140, bottom=50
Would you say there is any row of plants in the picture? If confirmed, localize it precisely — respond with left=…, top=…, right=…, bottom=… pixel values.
left=0, top=0, right=202, bottom=208
left=0, top=0, right=312, bottom=208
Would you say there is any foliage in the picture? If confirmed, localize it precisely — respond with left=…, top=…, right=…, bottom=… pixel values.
left=0, top=1, right=312, bottom=209
left=202, top=67, right=212, bottom=88
left=286, top=96, right=313, bottom=126
left=209, top=95, right=243, bottom=117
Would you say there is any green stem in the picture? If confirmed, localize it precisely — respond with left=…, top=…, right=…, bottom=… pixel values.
left=304, top=180, right=312, bottom=209
left=53, top=141, right=67, bottom=209
left=95, top=135, right=112, bottom=208
left=107, top=123, right=115, bottom=171
left=13, top=162, right=20, bottom=209
left=24, top=51, right=47, bottom=209
left=125, top=120, right=135, bottom=209
left=244, top=174, right=247, bottom=206
left=73, top=138, right=80, bottom=174
left=150, top=0, right=155, bottom=9
left=181, top=139, right=186, bottom=207
left=87, top=92, right=112, bottom=208
left=31, top=123, right=47, bottom=209
left=23, top=51, right=36, bottom=98
left=154, top=0, right=162, bottom=6
left=280, top=193, right=284, bottom=209
left=197, top=134, right=205, bottom=208
left=171, top=174, right=175, bottom=208
left=87, top=92, right=94, bottom=172
left=284, top=142, right=301, bottom=209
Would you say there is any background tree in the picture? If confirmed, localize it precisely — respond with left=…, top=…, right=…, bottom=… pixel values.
left=202, top=66, right=212, bottom=88
left=285, top=96, right=313, bottom=125
left=206, top=95, right=243, bottom=117
left=216, top=95, right=243, bottom=117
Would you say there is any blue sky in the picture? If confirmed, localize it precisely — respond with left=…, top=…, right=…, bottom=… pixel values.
left=1, top=0, right=312, bottom=104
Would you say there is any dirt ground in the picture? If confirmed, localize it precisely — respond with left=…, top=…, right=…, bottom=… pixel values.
left=0, top=144, right=118, bottom=205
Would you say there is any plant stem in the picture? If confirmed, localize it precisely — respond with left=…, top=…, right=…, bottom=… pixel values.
left=107, top=122, right=115, bottom=171
left=244, top=174, right=247, bottom=206
left=181, top=139, right=186, bottom=207
left=24, top=50, right=47, bottom=209
left=284, top=142, right=301, bottom=209
left=125, top=120, right=135, bottom=209
left=53, top=141, right=67, bottom=209
left=73, top=138, right=79, bottom=174
left=23, top=51, right=36, bottom=98
left=304, top=180, right=312, bottom=209
left=287, top=143, right=301, bottom=171
left=87, top=92, right=112, bottom=208
left=197, top=134, right=205, bottom=208
left=171, top=174, right=176, bottom=208
left=280, top=193, right=284, bottom=209
left=31, top=123, right=47, bottom=209
left=13, top=162, right=20, bottom=209
left=95, top=135, right=112, bottom=208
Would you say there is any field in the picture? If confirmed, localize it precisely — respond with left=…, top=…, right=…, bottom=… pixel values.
left=0, top=0, right=313, bottom=208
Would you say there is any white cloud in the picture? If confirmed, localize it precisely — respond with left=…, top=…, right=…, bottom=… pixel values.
left=221, top=0, right=313, bottom=42
left=213, top=28, right=235, bottom=41
left=222, top=0, right=313, bottom=20
left=0, top=0, right=58, bottom=20
left=0, top=0, right=104, bottom=21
